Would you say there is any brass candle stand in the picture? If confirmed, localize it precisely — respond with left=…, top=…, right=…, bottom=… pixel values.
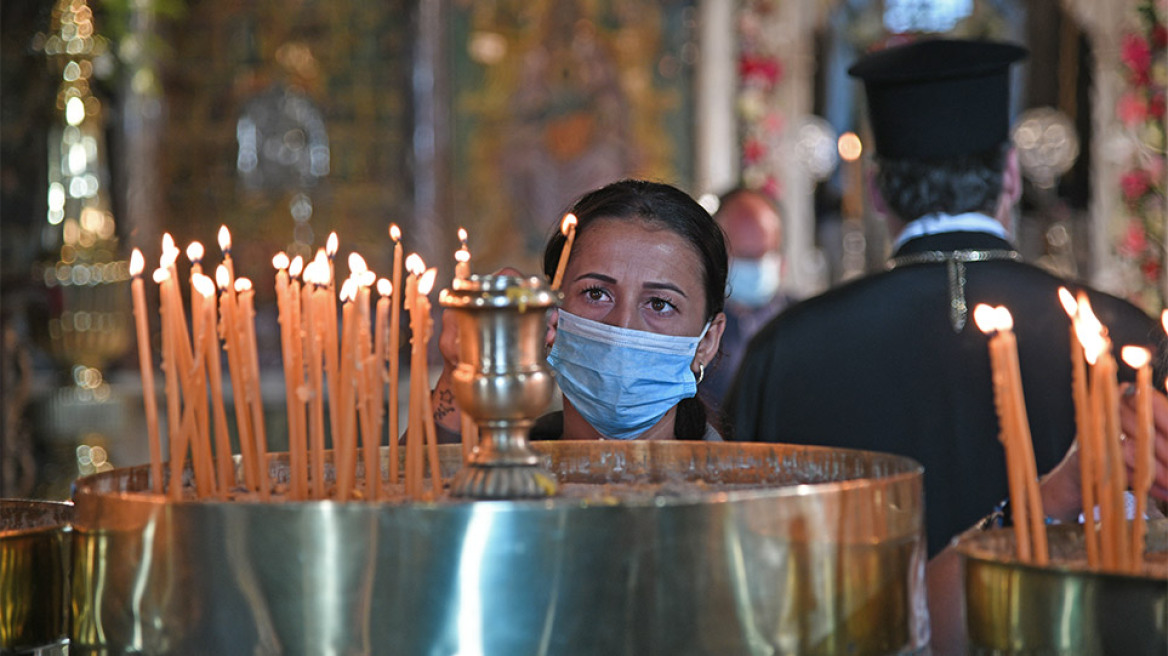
left=439, top=274, right=559, bottom=499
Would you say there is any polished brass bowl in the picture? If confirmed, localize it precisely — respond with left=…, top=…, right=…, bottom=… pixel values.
left=71, top=441, right=926, bottom=655
left=958, top=519, right=1168, bottom=656
left=0, top=499, right=73, bottom=651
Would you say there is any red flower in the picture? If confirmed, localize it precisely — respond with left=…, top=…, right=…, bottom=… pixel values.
left=1122, top=33, right=1153, bottom=83
left=1121, top=169, right=1150, bottom=203
left=1122, top=221, right=1148, bottom=254
left=742, top=139, right=766, bottom=164
left=1118, top=92, right=1148, bottom=126
left=1149, top=91, right=1166, bottom=119
left=1153, top=23, right=1168, bottom=49
left=739, top=55, right=784, bottom=87
left=1141, top=257, right=1161, bottom=283
left=762, top=176, right=782, bottom=199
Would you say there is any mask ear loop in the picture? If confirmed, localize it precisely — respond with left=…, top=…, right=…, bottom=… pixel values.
left=693, top=319, right=713, bottom=384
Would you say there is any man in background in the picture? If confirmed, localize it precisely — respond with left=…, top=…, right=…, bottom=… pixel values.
left=725, top=39, right=1163, bottom=557
left=700, top=188, right=794, bottom=422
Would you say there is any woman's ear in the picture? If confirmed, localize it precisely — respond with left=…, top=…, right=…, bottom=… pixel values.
left=545, top=307, right=560, bottom=351
left=693, top=312, right=726, bottom=375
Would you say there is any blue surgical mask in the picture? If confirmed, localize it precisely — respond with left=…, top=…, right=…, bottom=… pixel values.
left=727, top=253, right=781, bottom=307
left=547, top=310, right=708, bottom=440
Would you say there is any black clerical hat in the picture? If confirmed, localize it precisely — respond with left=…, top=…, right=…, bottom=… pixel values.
left=848, top=39, right=1027, bottom=160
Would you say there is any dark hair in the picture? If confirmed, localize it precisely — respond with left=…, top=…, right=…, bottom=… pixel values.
left=544, top=179, right=728, bottom=319
left=543, top=179, right=728, bottom=439
left=874, top=144, right=1008, bottom=222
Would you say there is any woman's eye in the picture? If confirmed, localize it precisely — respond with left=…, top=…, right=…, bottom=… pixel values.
left=648, top=297, right=675, bottom=313
left=583, top=287, right=607, bottom=302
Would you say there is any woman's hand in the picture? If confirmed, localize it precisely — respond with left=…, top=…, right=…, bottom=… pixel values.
left=1119, top=384, right=1168, bottom=502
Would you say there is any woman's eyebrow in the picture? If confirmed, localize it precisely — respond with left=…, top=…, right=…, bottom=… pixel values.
left=644, top=281, right=687, bottom=297
left=574, top=272, right=617, bottom=285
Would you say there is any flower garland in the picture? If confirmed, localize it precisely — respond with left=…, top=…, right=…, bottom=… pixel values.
left=736, top=0, right=785, bottom=200
left=1115, top=0, right=1167, bottom=312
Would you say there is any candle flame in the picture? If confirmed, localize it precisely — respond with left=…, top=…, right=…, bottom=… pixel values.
left=313, top=250, right=331, bottom=284
left=359, top=270, right=376, bottom=287
left=1073, top=295, right=1107, bottom=365
left=838, top=132, right=863, bottom=162
left=130, top=249, right=144, bottom=277
left=405, top=253, right=425, bottom=275
left=389, top=224, right=401, bottom=242
left=1057, top=287, right=1076, bottom=318
left=216, top=264, right=230, bottom=290
left=458, top=227, right=468, bottom=244
left=192, top=273, right=216, bottom=298
left=162, top=232, right=175, bottom=253
left=1121, top=345, right=1151, bottom=369
left=153, top=268, right=169, bottom=284
left=560, top=213, right=577, bottom=235
left=377, top=278, right=392, bottom=297
left=272, top=252, right=290, bottom=270
left=326, top=232, right=338, bottom=258
left=160, top=247, right=178, bottom=270
left=186, top=241, right=204, bottom=264
left=418, top=268, right=437, bottom=295
left=289, top=255, right=304, bottom=278
left=995, top=307, right=1014, bottom=332
left=234, top=277, right=253, bottom=293
left=973, top=304, right=999, bottom=334
left=218, top=225, right=231, bottom=252
left=455, top=248, right=470, bottom=263
left=348, top=252, right=368, bottom=276
left=1162, top=309, right=1168, bottom=336
left=339, top=278, right=357, bottom=302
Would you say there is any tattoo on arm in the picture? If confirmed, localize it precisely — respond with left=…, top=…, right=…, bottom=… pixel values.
left=434, top=388, right=455, bottom=421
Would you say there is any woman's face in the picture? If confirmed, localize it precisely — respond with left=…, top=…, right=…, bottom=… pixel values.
left=559, top=217, right=709, bottom=337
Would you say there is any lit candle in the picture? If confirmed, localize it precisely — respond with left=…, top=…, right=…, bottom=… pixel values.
left=975, top=304, right=1047, bottom=564
left=1062, top=288, right=1099, bottom=567
left=273, top=253, right=303, bottom=501
left=1122, top=344, right=1153, bottom=571
left=217, top=265, right=257, bottom=492
left=315, top=249, right=341, bottom=448
left=237, top=279, right=268, bottom=500
left=304, top=260, right=327, bottom=499
left=155, top=265, right=186, bottom=500
left=404, top=254, right=424, bottom=498
left=185, top=274, right=215, bottom=500
left=388, top=225, right=403, bottom=484
left=370, top=278, right=392, bottom=500
left=550, top=213, right=577, bottom=291
left=288, top=255, right=309, bottom=498
left=455, top=227, right=471, bottom=280
left=130, top=250, right=163, bottom=493
left=1078, top=295, right=1126, bottom=571
left=187, top=241, right=205, bottom=337
left=218, top=226, right=234, bottom=279
left=335, top=278, right=359, bottom=501
left=416, top=267, right=442, bottom=494
left=198, top=273, right=234, bottom=498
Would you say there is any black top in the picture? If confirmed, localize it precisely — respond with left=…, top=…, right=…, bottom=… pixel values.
left=725, top=232, right=1164, bottom=556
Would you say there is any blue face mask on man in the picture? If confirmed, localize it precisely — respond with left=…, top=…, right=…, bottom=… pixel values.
left=546, top=310, right=708, bottom=440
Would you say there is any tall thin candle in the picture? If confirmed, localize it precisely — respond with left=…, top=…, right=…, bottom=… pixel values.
left=388, top=225, right=403, bottom=484
left=1121, top=345, right=1153, bottom=571
left=550, top=213, right=577, bottom=291
left=1062, top=288, right=1099, bottom=567
left=130, top=250, right=163, bottom=493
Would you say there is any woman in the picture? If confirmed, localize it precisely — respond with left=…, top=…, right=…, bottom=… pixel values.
left=432, top=179, right=728, bottom=441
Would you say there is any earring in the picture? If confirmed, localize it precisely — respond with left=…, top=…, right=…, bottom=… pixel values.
left=696, top=363, right=705, bottom=385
